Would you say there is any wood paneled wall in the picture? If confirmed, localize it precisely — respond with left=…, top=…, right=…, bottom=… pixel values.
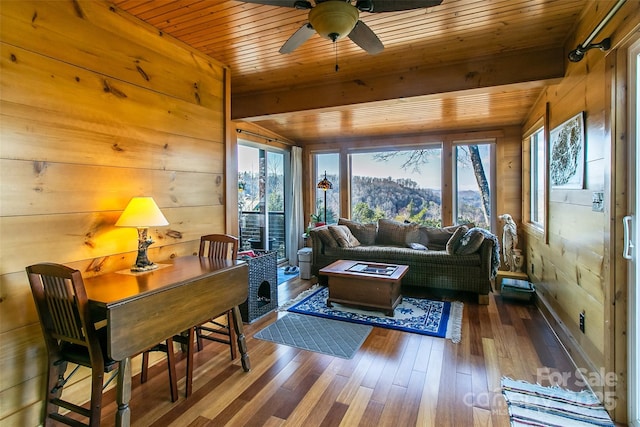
left=0, top=1, right=230, bottom=424
left=521, top=2, right=640, bottom=422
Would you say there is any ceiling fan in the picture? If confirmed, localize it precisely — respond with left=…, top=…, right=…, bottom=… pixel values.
left=239, top=0, right=443, bottom=54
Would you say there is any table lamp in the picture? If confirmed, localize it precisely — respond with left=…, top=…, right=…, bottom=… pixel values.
left=116, top=197, right=169, bottom=272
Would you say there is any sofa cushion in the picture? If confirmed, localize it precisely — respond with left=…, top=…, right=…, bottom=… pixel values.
left=417, top=223, right=474, bottom=250
left=376, top=219, right=419, bottom=246
left=338, top=218, right=377, bottom=245
left=455, top=228, right=485, bottom=255
left=329, top=225, right=361, bottom=248
left=446, top=225, right=469, bottom=254
left=324, top=245, right=482, bottom=267
left=315, top=226, right=338, bottom=248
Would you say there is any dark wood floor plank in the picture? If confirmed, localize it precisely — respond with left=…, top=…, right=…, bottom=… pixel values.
left=223, top=350, right=310, bottom=425
left=467, top=303, right=485, bottom=358
left=360, top=399, right=385, bottom=426
left=297, top=374, right=350, bottom=427
left=397, top=368, right=427, bottom=426
left=457, top=309, right=473, bottom=375
left=209, top=396, right=249, bottom=426
left=274, top=368, right=323, bottom=419
left=524, top=316, right=562, bottom=367
left=495, top=294, right=514, bottom=326
left=319, top=401, right=349, bottom=427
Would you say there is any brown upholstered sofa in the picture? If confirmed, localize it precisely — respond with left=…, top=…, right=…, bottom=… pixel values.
left=309, top=218, right=500, bottom=304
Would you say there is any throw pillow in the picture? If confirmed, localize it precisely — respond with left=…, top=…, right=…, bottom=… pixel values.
left=315, top=227, right=338, bottom=248
left=329, top=225, right=361, bottom=248
left=455, top=228, right=485, bottom=255
left=407, top=242, right=428, bottom=251
left=338, top=218, right=377, bottom=245
left=419, top=223, right=474, bottom=250
left=446, top=225, right=468, bottom=255
left=376, top=218, right=419, bottom=246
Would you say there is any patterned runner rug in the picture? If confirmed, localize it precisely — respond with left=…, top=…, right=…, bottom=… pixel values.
left=254, top=313, right=372, bottom=359
left=501, top=378, right=615, bottom=426
left=282, top=286, right=463, bottom=343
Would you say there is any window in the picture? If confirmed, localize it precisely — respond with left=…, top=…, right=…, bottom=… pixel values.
left=349, top=148, right=442, bottom=226
left=314, top=153, right=340, bottom=224
left=454, top=143, right=494, bottom=230
left=238, top=144, right=287, bottom=260
left=529, top=128, right=545, bottom=229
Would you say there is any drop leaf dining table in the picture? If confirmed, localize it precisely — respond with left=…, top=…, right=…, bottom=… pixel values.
left=83, top=256, right=251, bottom=427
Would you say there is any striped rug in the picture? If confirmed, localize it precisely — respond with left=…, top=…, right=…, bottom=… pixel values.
left=501, top=378, right=614, bottom=427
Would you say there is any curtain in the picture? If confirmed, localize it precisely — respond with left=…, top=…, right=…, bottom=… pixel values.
left=287, top=146, right=304, bottom=265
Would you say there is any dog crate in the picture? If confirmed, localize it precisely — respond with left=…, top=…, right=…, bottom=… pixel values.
left=239, top=250, right=278, bottom=323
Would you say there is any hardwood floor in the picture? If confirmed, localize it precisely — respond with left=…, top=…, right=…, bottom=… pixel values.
left=98, top=276, right=583, bottom=426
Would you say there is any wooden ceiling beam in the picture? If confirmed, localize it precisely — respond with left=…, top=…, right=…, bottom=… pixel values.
left=231, top=47, right=564, bottom=120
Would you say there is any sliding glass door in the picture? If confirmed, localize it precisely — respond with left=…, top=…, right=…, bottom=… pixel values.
left=238, top=144, right=287, bottom=261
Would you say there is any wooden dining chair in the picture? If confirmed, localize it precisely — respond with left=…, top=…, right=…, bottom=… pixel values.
left=26, top=263, right=119, bottom=427
left=140, top=234, right=240, bottom=398
left=27, top=263, right=181, bottom=427
left=194, top=234, right=240, bottom=359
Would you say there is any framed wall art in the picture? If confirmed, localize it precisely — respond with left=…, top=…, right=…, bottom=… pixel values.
left=549, top=112, right=585, bottom=189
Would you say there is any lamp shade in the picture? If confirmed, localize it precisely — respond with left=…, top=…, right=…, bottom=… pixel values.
left=317, top=171, right=333, bottom=191
left=115, top=197, right=169, bottom=227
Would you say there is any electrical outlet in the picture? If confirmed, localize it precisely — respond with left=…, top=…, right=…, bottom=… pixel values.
left=531, top=263, right=535, bottom=275
left=579, top=311, right=585, bottom=333
left=592, top=192, right=604, bottom=212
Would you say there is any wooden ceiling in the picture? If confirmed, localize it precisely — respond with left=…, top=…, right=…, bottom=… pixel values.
left=114, top=0, right=589, bottom=144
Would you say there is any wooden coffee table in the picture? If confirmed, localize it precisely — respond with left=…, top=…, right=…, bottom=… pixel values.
left=319, top=260, right=409, bottom=316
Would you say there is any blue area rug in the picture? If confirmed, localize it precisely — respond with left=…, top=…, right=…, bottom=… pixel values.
left=277, top=266, right=299, bottom=285
left=254, top=313, right=372, bottom=359
left=501, top=378, right=614, bottom=426
left=285, top=286, right=463, bottom=342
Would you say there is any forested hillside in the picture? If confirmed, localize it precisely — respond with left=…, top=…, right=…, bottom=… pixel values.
left=350, top=176, right=487, bottom=228
left=351, top=176, right=442, bottom=226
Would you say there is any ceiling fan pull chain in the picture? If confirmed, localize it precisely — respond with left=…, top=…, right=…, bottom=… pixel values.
left=335, top=42, right=339, bottom=72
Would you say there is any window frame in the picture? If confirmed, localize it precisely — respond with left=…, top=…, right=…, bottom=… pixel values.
left=522, top=116, right=549, bottom=242
left=237, top=141, right=290, bottom=260
left=312, top=152, right=340, bottom=224
left=452, top=140, right=496, bottom=232
left=347, top=144, right=444, bottom=225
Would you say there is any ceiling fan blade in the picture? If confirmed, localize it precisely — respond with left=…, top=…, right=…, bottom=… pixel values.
left=358, top=0, right=443, bottom=13
left=348, top=20, right=383, bottom=54
left=238, top=0, right=301, bottom=7
left=279, top=23, right=316, bottom=54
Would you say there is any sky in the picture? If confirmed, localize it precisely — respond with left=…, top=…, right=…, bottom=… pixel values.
left=318, top=146, right=491, bottom=191
left=239, top=145, right=490, bottom=191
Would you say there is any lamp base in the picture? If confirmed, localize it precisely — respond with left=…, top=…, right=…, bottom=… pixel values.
left=131, top=227, right=158, bottom=272
left=131, top=262, right=159, bottom=272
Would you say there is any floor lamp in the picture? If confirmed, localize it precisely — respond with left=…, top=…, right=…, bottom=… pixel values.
left=316, top=171, right=333, bottom=224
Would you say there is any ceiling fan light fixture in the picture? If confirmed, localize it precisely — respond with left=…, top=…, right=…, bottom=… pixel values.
left=308, top=1, right=359, bottom=42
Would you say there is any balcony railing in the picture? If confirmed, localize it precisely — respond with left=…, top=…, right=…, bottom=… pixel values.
left=239, top=211, right=286, bottom=260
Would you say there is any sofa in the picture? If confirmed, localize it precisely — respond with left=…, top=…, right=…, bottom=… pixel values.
left=309, top=218, right=500, bottom=304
